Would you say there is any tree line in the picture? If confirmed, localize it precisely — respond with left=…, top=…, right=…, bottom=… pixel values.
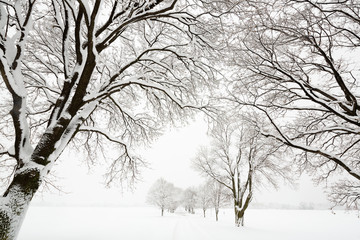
left=148, top=113, right=294, bottom=227
left=147, top=178, right=228, bottom=221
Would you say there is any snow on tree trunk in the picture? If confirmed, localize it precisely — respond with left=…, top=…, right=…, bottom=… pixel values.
left=234, top=193, right=252, bottom=227
left=235, top=207, right=245, bottom=227
left=0, top=110, right=87, bottom=239
left=0, top=168, right=41, bottom=240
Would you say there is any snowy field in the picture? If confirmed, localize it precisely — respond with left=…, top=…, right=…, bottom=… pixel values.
left=18, top=206, right=360, bottom=240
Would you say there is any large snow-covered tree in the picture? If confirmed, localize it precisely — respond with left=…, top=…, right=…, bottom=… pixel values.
left=225, top=0, right=360, bottom=209
left=194, top=116, right=292, bottom=226
left=0, top=0, right=215, bottom=238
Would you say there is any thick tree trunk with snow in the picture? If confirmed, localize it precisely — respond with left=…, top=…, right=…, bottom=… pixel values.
left=0, top=106, right=84, bottom=239
left=234, top=207, right=245, bottom=227
left=234, top=192, right=252, bottom=227
left=0, top=168, right=41, bottom=240
left=0, top=107, right=83, bottom=239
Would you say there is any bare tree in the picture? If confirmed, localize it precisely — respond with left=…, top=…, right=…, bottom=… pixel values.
left=183, top=187, right=197, bottom=214
left=194, top=117, right=292, bottom=226
left=147, top=178, right=177, bottom=216
left=196, top=182, right=212, bottom=218
left=224, top=0, right=360, bottom=209
left=0, top=1, right=216, bottom=238
left=207, top=179, right=229, bottom=221
left=166, top=186, right=183, bottom=213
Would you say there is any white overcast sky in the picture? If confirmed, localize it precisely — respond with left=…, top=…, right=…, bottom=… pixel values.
left=32, top=115, right=331, bottom=208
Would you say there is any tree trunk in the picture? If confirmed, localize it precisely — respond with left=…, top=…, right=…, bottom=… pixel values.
left=1, top=168, right=41, bottom=240
left=161, top=208, right=164, bottom=216
left=235, top=208, right=245, bottom=227
left=203, top=209, right=206, bottom=218
left=215, top=208, right=219, bottom=221
left=234, top=194, right=252, bottom=227
left=0, top=125, right=77, bottom=240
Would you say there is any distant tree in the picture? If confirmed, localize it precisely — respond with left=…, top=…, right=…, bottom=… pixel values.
left=207, top=179, right=229, bottom=221
left=299, top=202, right=314, bottom=210
left=183, top=187, right=197, bottom=214
left=196, top=183, right=212, bottom=218
left=167, top=186, right=183, bottom=213
left=147, top=178, right=176, bottom=216
left=194, top=116, right=293, bottom=226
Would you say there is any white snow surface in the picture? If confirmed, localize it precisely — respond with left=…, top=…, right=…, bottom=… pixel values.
left=18, top=206, right=360, bottom=240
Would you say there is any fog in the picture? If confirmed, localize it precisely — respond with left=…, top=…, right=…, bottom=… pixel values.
left=32, top=117, right=331, bottom=209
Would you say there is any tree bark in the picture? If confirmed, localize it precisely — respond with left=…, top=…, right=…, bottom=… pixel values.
left=161, top=208, right=164, bottom=216
left=215, top=208, right=219, bottom=221
left=0, top=168, right=41, bottom=240
left=0, top=116, right=80, bottom=239
left=235, top=208, right=245, bottom=227
left=234, top=193, right=252, bottom=227
left=203, top=209, right=206, bottom=218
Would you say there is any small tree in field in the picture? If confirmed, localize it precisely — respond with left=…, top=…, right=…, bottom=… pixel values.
left=147, top=178, right=176, bottom=216
left=194, top=116, right=292, bottom=227
left=208, top=179, right=228, bottom=221
left=167, top=186, right=183, bottom=213
left=183, top=187, right=197, bottom=214
left=196, top=183, right=212, bottom=218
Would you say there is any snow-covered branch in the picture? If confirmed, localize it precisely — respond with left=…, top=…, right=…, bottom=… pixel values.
left=222, top=0, right=360, bottom=208
left=78, top=126, right=128, bottom=149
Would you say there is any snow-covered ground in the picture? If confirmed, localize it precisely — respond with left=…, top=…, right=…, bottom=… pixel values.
left=18, top=206, right=360, bottom=240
